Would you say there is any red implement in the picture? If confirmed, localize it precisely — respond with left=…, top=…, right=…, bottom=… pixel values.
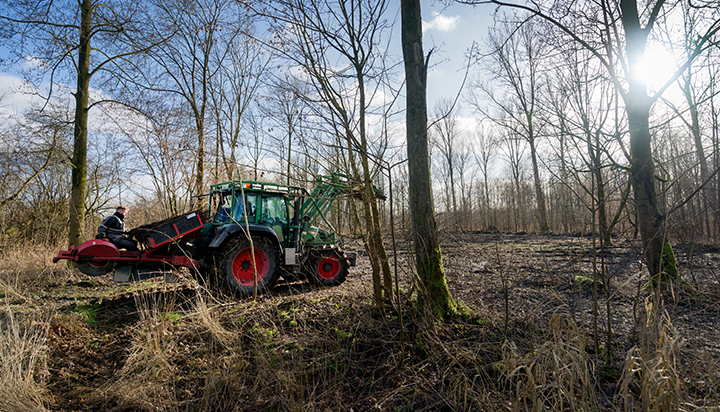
left=54, top=212, right=205, bottom=277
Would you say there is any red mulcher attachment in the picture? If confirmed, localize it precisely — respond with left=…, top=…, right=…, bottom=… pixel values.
left=54, top=212, right=205, bottom=280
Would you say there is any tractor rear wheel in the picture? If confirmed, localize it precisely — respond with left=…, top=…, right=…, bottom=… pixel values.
left=306, top=248, right=349, bottom=287
left=216, top=236, right=279, bottom=296
left=76, top=260, right=114, bottom=277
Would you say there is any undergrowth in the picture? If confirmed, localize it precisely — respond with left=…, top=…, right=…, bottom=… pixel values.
left=0, top=307, right=51, bottom=412
left=2, top=237, right=720, bottom=411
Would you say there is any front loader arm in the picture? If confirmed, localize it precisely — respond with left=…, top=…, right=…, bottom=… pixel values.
left=298, top=173, right=384, bottom=226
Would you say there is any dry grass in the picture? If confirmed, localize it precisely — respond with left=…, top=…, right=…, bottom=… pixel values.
left=0, top=306, right=51, bottom=412
left=618, top=295, right=685, bottom=412
left=95, top=291, right=180, bottom=411
left=501, top=312, right=599, bottom=411
left=0, top=244, right=74, bottom=301
left=4, top=235, right=720, bottom=411
left=192, top=290, right=236, bottom=347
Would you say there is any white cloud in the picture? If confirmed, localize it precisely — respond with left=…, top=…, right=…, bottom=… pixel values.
left=23, top=55, right=48, bottom=70
left=423, top=12, right=460, bottom=33
left=0, top=73, right=41, bottom=117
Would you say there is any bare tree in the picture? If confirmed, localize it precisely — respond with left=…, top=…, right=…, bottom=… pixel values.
left=140, top=0, right=249, bottom=208
left=459, top=0, right=720, bottom=278
left=402, top=0, right=456, bottom=316
left=431, top=98, right=461, bottom=224
left=471, top=121, right=497, bottom=230
left=543, top=43, right=629, bottom=244
left=469, top=17, right=550, bottom=232
left=0, top=104, right=70, bottom=244
left=243, top=110, right=271, bottom=182
left=657, top=6, right=719, bottom=241
left=261, top=75, right=307, bottom=187
left=500, top=129, right=528, bottom=231
left=209, top=30, right=270, bottom=182
left=112, top=100, right=196, bottom=216
left=262, top=0, right=396, bottom=311
left=1, top=0, right=155, bottom=246
left=455, top=136, right=474, bottom=226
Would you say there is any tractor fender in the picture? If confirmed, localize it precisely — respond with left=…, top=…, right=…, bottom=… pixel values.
left=209, top=224, right=282, bottom=252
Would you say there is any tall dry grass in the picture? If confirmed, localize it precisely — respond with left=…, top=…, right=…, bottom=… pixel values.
left=618, top=295, right=685, bottom=411
left=0, top=243, right=74, bottom=298
left=0, top=244, right=59, bottom=412
left=501, top=313, right=599, bottom=411
left=0, top=307, right=51, bottom=412
left=95, top=290, right=180, bottom=411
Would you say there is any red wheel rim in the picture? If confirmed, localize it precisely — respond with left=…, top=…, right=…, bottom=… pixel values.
left=231, top=247, right=269, bottom=286
left=317, top=256, right=340, bottom=280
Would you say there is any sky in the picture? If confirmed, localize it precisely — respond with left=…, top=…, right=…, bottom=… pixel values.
left=0, top=1, right=497, bottom=122
left=420, top=1, right=495, bottom=114
left=0, top=0, right=502, bottom=203
left=0, top=0, right=685, bottom=125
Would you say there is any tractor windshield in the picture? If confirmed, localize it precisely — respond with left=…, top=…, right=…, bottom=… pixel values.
left=237, top=193, right=257, bottom=222
left=260, top=194, right=289, bottom=243
left=212, top=189, right=257, bottom=223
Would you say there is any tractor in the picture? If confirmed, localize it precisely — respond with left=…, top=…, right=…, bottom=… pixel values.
left=54, top=174, right=378, bottom=296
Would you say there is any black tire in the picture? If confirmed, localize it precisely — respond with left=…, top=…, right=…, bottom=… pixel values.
left=306, top=248, right=349, bottom=287
left=214, top=236, right=280, bottom=296
left=76, top=260, right=115, bottom=277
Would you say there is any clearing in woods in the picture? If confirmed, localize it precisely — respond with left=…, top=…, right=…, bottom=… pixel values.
left=2, top=233, right=720, bottom=411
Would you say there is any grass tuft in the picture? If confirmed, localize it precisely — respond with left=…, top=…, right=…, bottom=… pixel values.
left=618, top=296, right=684, bottom=411
left=501, top=313, right=599, bottom=411
left=95, top=291, right=179, bottom=411
left=0, top=307, right=51, bottom=412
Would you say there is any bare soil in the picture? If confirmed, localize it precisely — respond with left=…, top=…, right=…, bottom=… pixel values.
left=5, top=233, right=720, bottom=411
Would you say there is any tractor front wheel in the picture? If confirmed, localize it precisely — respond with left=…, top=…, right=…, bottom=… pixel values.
left=306, top=249, right=349, bottom=287
left=217, top=236, right=279, bottom=296
left=76, top=260, right=114, bottom=277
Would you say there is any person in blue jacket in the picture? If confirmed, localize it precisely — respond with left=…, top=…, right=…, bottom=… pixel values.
left=97, top=206, right=139, bottom=251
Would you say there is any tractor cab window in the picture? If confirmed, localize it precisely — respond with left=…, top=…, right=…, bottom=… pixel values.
left=260, top=195, right=288, bottom=225
left=212, top=190, right=257, bottom=224
left=260, top=194, right=289, bottom=243
left=237, top=193, right=257, bottom=222
left=213, top=191, right=233, bottom=223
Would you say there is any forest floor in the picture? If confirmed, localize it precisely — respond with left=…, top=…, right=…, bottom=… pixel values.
left=2, top=232, right=720, bottom=411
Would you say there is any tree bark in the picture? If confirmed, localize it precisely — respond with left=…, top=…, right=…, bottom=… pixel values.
left=528, top=136, right=549, bottom=231
left=627, top=102, right=666, bottom=276
left=193, top=114, right=206, bottom=210
left=621, top=0, right=667, bottom=277
left=68, top=0, right=92, bottom=247
left=401, top=0, right=455, bottom=317
left=680, top=72, right=711, bottom=237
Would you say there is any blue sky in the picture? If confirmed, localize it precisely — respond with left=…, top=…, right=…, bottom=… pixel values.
left=420, top=1, right=495, bottom=114
left=0, top=1, right=496, bottom=118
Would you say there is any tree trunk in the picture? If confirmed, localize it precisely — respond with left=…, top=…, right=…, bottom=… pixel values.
left=712, top=80, right=720, bottom=241
left=621, top=0, right=668, bottom=278
left=357, top=74, right=393, bottom=304
left=528, top=137, right=549, bottom=232
left=287, top=123, right=292, bottom=187
left=589, top=130, right=610, bottom=244
left=193, top=41, right=211, bottom=210
left=483, top=173, right=491, bottom=229
left=193, top=116, right=206, bottom=210
left=681, top=75, right=711, bottom=237
left=68, top=0, right=92, bottom=247
left=513, top=170, right=522, bottom=231
left=401, top=0, right=455, bottom=317
left=627, top=100, right=665, bottom=276
left=449, top=157, right=457, bottom=223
